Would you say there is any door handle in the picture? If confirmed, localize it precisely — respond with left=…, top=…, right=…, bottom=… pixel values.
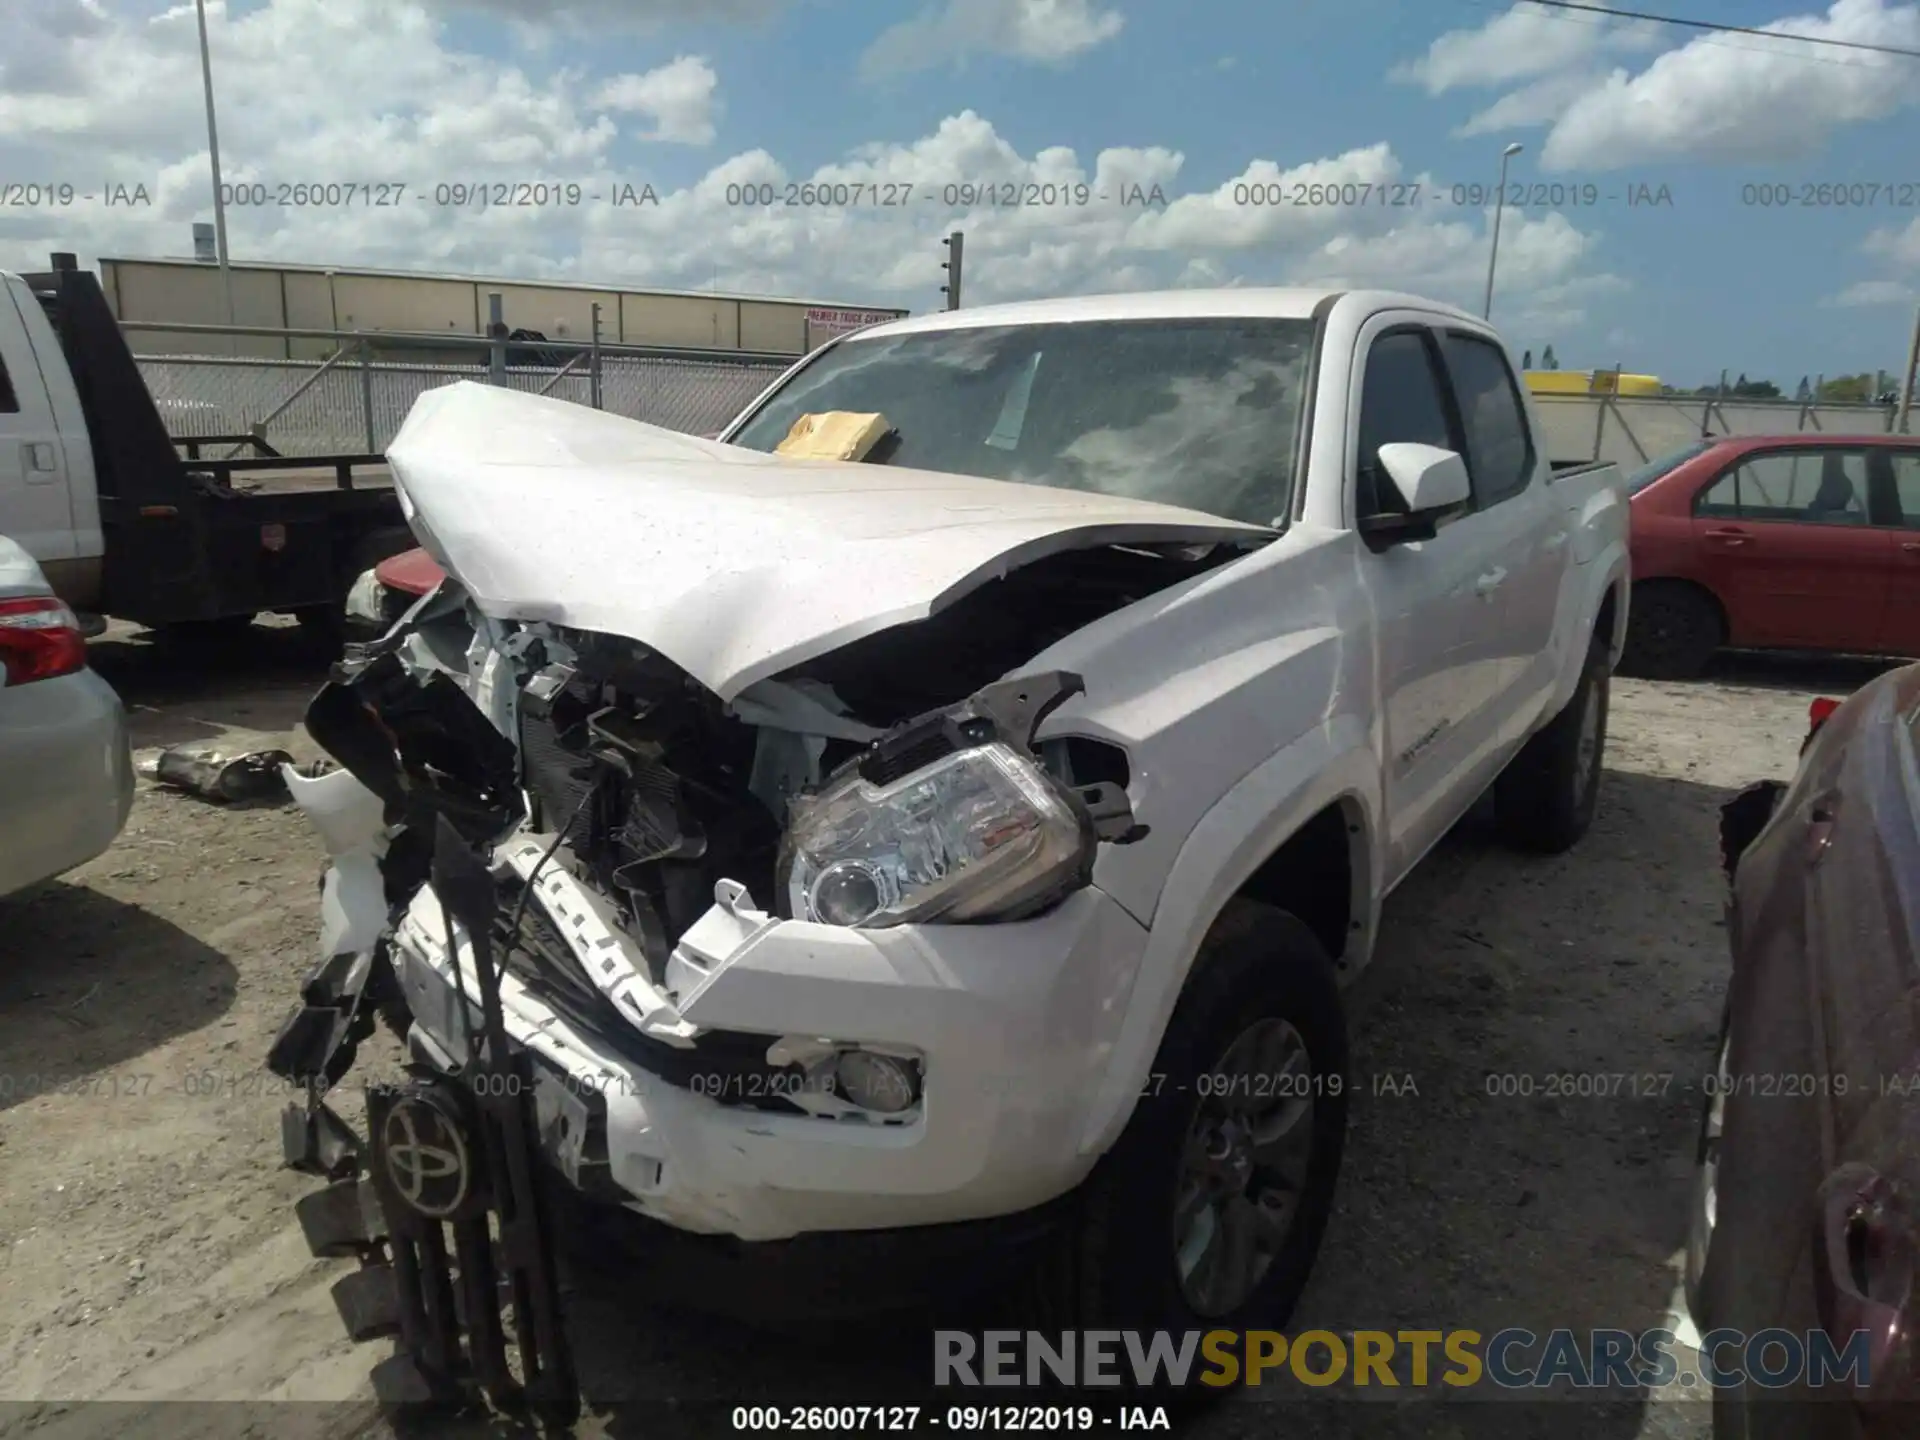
left=1810, top=1162, right=1913, bottom=1413
left=23, top=442, right=59, bottom=483
left=1902, top=541, right=1920, bottom=555
left=1472, top=567, right=1507, bottom=596
left=1704, top=527, right=1750, bottom=547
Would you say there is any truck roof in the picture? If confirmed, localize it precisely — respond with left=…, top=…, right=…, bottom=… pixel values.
left=855, top=286, right=1487, bottom=339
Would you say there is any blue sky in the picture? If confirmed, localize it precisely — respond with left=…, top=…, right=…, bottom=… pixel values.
left=4, top=0, right=1919, bottom=388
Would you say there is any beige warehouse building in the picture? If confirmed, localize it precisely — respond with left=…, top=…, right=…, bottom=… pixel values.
left=99, top=255, right=909, bottom=362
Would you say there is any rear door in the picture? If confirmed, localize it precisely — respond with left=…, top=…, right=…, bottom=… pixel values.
left=1434, top=327, right=1567, bottom=739
left=0, top=283, right=76, bottom=565
left=1688, top=445, right=1893, bottom=652
left=1349, top=319, right=1516, bottom=884
left=1884, top=446, right=1920, bottom=658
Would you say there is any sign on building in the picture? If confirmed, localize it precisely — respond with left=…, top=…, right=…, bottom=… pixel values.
left=805, top=306, right=901, bottom=351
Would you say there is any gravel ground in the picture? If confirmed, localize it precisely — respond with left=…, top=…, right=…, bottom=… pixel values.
left=0, top=622, right=1894, bottom=1439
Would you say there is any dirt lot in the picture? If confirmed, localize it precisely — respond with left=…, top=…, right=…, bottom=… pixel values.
left=0, top=623, right=1893, bottom=1439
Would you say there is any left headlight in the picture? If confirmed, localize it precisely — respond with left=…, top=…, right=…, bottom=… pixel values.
left=781, top=742, right=1093, bottom=928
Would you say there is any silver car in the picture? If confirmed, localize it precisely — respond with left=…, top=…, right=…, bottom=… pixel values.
left=0, top=535, right=133, bottom=896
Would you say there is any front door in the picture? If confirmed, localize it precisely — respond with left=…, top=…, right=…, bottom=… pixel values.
left=0, top=283, right=76, bottom=566
left=1688, top=446, right=1892, bottom=652
left=1434, top=327, right=1568, bottom=740
left=1350, top=320, right=1516, bottom=886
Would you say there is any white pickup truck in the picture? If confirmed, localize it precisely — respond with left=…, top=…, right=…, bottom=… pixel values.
left=0, top=257, right=407, bottom=638
left=267, top=287, right=1627, bottom=1400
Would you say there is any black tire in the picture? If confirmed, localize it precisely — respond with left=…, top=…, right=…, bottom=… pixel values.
left=1618, top=582, right=1723, bottom=679
left=1044, top=902, right=1349, bottom=1353
left=1494, top=636, right=1610, bottom=854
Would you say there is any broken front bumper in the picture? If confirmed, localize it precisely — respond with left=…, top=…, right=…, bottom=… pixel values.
left=385, top=864, right=1148, bottom=1241
left=268, top=765, right=1153, bottom=1388
left=279, top=763, right=1150, bottom=1241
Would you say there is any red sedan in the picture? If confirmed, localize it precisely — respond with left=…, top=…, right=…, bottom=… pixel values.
left=1620, top=434, right=1920, bottom=678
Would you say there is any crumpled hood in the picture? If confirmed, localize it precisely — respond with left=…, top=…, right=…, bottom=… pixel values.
left=384, top=381, right=1269, bottom=701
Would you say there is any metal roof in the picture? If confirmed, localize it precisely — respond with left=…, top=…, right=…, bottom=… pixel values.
left=98, top=255, right=911, bottom=314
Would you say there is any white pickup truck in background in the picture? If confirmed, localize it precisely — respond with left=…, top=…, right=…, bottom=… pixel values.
left=0, top=257, right=409, bottom=640
left=266, top=287, right=1627, bottom=1401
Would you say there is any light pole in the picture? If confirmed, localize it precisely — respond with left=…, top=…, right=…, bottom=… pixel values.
left=1482, top=141, right=1524, bottom=320
left=193, top=0, right=237, bottom=344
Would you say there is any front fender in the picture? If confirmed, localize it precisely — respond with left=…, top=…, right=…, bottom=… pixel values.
left=1073, top=713, right=1381, bottom=1157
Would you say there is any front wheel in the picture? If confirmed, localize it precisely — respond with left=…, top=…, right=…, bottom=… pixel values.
left=1494, top=636, right=1610, bottom=854
left=1051, top=902, right=1349, bottom=1342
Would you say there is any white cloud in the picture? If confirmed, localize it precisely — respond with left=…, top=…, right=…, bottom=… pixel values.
left=595, top=56, right=719, bottom=144
left=0, top=1, right=1614, bottom=332
left=1454, top=69, right=1612, bottom=137
left=1394, top=0, right=1920, bottom=171
left=1824, top=278, right=1918, bottom=306
left=431, top=0, right=785, bottom=29
left=1542, top=0, right=1920, bottom=168
left=1389, top=1, right=1661, bottom=94
left=1285, top=209, right=1628, bottom=339
left=1863, top=216, right=1920, bottom=268
left=861, top=0, right=1124, bottom=77
left=1827, top=219, right=1920, bottom=306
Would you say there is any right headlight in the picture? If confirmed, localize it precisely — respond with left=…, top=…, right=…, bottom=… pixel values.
left=780, top=741, right=1093, bottom=929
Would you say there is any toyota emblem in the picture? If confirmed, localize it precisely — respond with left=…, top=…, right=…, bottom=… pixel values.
left=381, top=1090, right=472, bottom=1218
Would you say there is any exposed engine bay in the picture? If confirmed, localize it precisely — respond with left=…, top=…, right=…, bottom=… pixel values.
left=297, top=539, right=1236, bottom=1106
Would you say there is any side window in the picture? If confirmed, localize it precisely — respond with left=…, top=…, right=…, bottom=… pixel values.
left=1440, top=332, right=1534, bottom=507
left=1698, top=450, right=1870, bottom=526
left=1694, top=469, right=1742, bottom=517
left=1892, top=452, right=1920, bottom=529
left=0, top=350, right=17, bottom=414
left=1354, top=331, right=1456, bottom=520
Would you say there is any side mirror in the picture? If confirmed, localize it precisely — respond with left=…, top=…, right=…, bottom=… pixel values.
left=1359, top=443, right=1472, bottom=545
left=1379, top=443, right=1471, bottom=512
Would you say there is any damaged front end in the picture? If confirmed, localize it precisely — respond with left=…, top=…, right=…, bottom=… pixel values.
left=265, top=577, right=1146, bottom=1412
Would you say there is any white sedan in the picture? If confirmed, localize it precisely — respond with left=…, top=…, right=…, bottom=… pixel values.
left=0, top=535, right=133, bottom=897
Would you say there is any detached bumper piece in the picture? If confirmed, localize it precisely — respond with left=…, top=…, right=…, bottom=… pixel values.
left=268, top=816, right=580, bottom=1424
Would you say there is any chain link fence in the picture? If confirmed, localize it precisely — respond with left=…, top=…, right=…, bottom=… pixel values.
left=136, top=340, right=795, bottom=456
left=134, top=331, right=1912, bottom=465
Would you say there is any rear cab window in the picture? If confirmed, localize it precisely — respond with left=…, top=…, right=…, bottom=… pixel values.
left=1438, top=331, right=1535, bottom=508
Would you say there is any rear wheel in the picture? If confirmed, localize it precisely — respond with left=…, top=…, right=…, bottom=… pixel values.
left=1495, top=636, right=1609, bottom=854
left=1619, top=582, right=1723, bottom=679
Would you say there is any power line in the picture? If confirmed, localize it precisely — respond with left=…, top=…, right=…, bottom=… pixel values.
left=1441, top=0, right=1902, bottom=73
left=1520, top=0, right=1920, bottom=60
